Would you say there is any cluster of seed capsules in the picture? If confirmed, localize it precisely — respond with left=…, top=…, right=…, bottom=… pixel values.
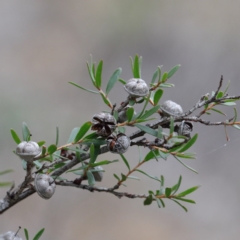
left=14, top=78, right=193, bottom=200
left=91, top=78, right=193, bottom=154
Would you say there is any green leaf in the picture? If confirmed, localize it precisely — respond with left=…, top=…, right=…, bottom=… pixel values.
left=106, top=68, right=122, bottom=95
left=33, top=228, right=45, bottom=240
left=100, top=93, right=112, bottom=107
left=216, top=91, right=224, bottom=99
left=160, top=83, right=174, bottom=88
left=161, top=72, right=168, bottom=83
left=144, top=149, right=159, bottom=161
left=167, top=65, right=180, bottom=79
left=10, top=129, right=21, bottom=144
left=121, top=173, right=127, bottom=181
left=126, top=107, right=134, bottom=122
left=135, top=124, right=158, bottom=137
left=140, top=105, right=160, bottom=120
left=174, top=197, right=196, bottom=204
left=157, top=66, right=162, bottom=82
left=135, top=169, right=161, bottom=182
left=89, top=144, right=97, bottom=164
left=0, top=169, right=13, bottom=175
left=221, top=101, right=236, bottom=106
left=144, top=195, right=153, bottom=205
left=155, top=198, right=162, bottom=208
left=160, top=175, right=164, bottom=187
left=233, top=107, right=237, bottom=122
left=151, top=69, right=158, bottom=84
left=171, top=175, right=182, bottom=195
left=0, top=182, right=12, bottom=187
left=74, top=122, right=92, bottom=143
left=169, top=116, right=174, bottom=135
left=127, top=175, right=140, bottom=180
left=177, top=186, right=200, bottom=197
left=131, top=55, right=141, bottom=78
left=210, top=108, right=226, bottom=116
left=113, top=174, right=120, bottom=181
left=91, top=159, right=119, bottom=167
left=173, top=156, right=198, bottom=174
left=120, top=154, right=130, bottom=171
left=68, top=82, right=99, bottom=94
left=38, top=141, right=46, bottom=147
left=95, top=60, right=103, bottom=89
left=67, top=127, right=80, bottom=143
left=157, top=126, right=163, bottom=139
left=165, top=188, right=172, bottom=197
left=233, top=124, right=240, bottom=130
left=24, top=229, right=29, bottom=240
left=179, top=134, right=198, bottom=153
left=118, top=79, right=126, bottom=85
left=172, top=199, right=188, bottom=212
left=87, top=58, right=96, bottom=85
left=87, top=170, right=95, bottom=186
left=55, top=126, right=59, bottom=146
left=47, top=144, right=57, bottom=154
left=153, top=89, right=163, bottom=106
left=22, top=122, right=31, bottom=141
left=41, top=146, right=46, bottom=156
left=223, top=80, right=230, bottom=95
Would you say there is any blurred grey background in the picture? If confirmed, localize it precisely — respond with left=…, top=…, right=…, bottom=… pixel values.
left=0, top=0, right=240, bottom=239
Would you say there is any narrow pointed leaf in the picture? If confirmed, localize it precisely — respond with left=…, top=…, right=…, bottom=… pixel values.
left=144, top=149, right=159, bottom=161
left=95, top=60, right=103, bottom=89
left=135, top=123, right=158, bottom=137
left=100, top=93, right=112, bottom=107
left=22, top=122, right=31, bottom=141
left=161, top=72, right=168, bottom=82
left=133, top=55, right=141, bottom=78
left=165, top=188, right=172, bottom=197
left=67, top=127, right=80, bottom=143
left=74, top=122, right=92, bottom=143
left=0, top=169, right=13, bottom=175
left=172, top=199, right=188, bottom=212
left=174, top=197, right=196, bottom=204
left=87, top=171, right=95, bottom=186
left=55, top=126, right=59, bottom=146
left=38, top=141, right=45, bottom=147
left=127, top=175, right=140, bottom=180
left=113, top=174, right=120, bottom=181
left=144, top=195, right=153, bottom=205
left=24, top=229, right=29, bottom=240
left=126, top=107, right=134, bottom=122
left=120, top=154, right=130, bottom=171
left=140, top=105, right=160, bottom=120
left=121, top=173, right=127, bottom=181
left=106, top=68, right=122, bottom=95
left=177, top=186, right=200, bottom=197
left=167, top=65, right=180, bottom=79
left=153, top=89, right=163, bottom=105
left=118, top=79, right=126, bottom=85
left=135, top=169, right=161, bottom=182
left=68, top=82, right=99, bottom=94
left=87, top=60, right=96, bottom=85
left=171, top=175, right=182, bottom=194
left=151, top=69, right=158, bottom=84
left=173, top=156, right=198, bottom=173
left=179, top=134, right=198, bottom=153
left=47, top=144, right=57, bottom=154
left=10, top=129, right=21, bottom=144
left=210, top=108, right=226, bottom=116
left=33, top=228, right=45, bottom=240
left=233, top=124, right=240, bottom=130
left=91, top=159, right=119, bottom=167
left=0, top=182, right=12, bottom=187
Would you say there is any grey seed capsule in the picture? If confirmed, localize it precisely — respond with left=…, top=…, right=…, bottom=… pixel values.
left=16, top=141, right=41, bottom=162
left=91, top=112, right=116, bottom=137
left=160, top=100, right=183, bottom=117
left=107, top=133, right=130, bottom=154
left=34, top=174, right=56, bottom=200
left=124, top=78, right=149, bottom=97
